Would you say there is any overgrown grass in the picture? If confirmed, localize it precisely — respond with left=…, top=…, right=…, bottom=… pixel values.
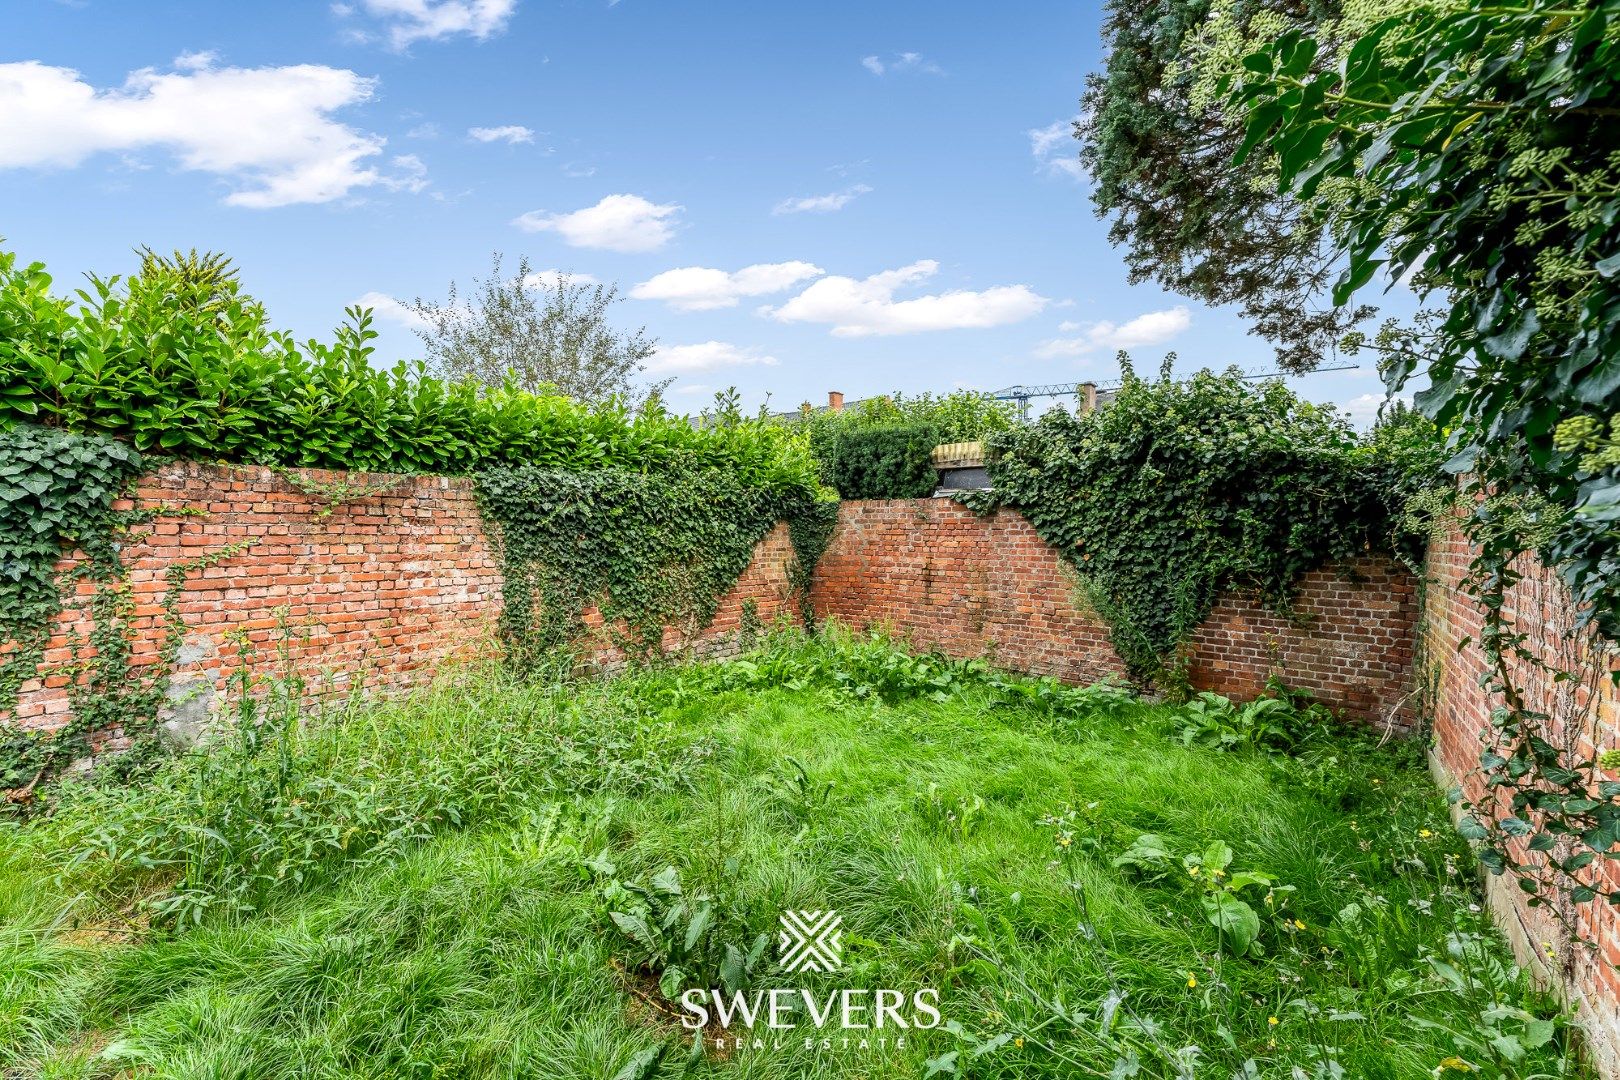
left=0, top=627, right=1587, bottom=1079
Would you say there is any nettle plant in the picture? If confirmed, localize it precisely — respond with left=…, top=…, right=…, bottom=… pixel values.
left=963, top=360, right=1443, bottom=694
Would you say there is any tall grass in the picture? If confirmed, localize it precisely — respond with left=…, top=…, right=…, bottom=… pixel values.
left=0, top=628, right=1587, bottom=1079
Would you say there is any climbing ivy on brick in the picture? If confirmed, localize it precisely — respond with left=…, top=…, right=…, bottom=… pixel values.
left=475, top=460, right=827, bottom=672
left=961, top=362, right=1444, bottom=694
left=1, top=424, right=144, bottom=794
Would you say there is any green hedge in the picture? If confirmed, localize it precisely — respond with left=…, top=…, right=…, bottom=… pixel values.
left=0, top=249, right=818, bottom=498
left=795, top=391, right=1014, bottom=500
left=809, top=421, right=942, bottom=500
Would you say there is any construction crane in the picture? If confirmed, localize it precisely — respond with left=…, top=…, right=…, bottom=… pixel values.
left=990, top=363, right=1360, bottom=421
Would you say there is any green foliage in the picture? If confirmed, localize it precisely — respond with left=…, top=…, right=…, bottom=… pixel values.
left=1228, top=0, right=1620, bottom=913
left=1078, top=0, right=1365, bottom=372
left=652, top=622, right=992, bottom=707
left=407, top=252, right=662, bottom=406
left=0, top=425, right=145, bottom=788
left=0, top=246, right=817, bottom=490
left=798, top=390, right=1014, bottom=499
left=474, top=461, right=817, bottom=671
left=786, top=496, right=840, bottom=628
left=589, top=860, right=769, bottom=1001
left=39, top=668, right=706, bottom=928
left=965, top=364, right=1443, bottom=689
left=809, top=420, right=943, bottom=500
left=1114, top=835, right=1292, bottom=956
left=803, top=390, right=1016, bottom=443
left=1175, top=679, right=1334, bottom=755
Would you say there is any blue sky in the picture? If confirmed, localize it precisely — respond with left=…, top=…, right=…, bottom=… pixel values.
left=1, top=0, right=1395, bottom=422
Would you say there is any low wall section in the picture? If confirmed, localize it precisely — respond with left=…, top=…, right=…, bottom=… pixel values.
left=4, top=462, right=797, bottom=741
left=809, top=499, right=1419, bottom=726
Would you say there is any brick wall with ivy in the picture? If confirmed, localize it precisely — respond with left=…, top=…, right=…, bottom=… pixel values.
left=809, top=498, right=1420, bottom=727
left=3, top=462, right=800, bottom=743
left=1425, top=522, right=1620, bottom=1076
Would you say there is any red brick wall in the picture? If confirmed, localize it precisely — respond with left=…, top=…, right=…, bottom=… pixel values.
left=3, top=462, right=796, bottom=743
left=1425, top=524, right=1620, bottom=1073
left=809, top=499, right=1418, bottom=726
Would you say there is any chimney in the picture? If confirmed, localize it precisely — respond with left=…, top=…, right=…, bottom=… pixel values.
left=1077, top=382, right=1098, bottom=415
left=828, top=391, right=845, bottom=412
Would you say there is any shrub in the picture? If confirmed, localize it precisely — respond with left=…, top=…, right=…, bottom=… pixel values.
left=0, top=247, right=818, bottom=496
left=809, top=421, right=942, bottom=500
left=797, top=390, right=1015, bottom=499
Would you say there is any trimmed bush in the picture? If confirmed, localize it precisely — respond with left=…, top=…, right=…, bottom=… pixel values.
left=0, top=248, right=818, bottom=498
left=810, top=421, right=942, bottom=500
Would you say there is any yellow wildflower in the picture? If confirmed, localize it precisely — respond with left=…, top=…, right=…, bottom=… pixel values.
left=1188, top=865, right=1201, bottom=877
left=1268, top=1016, right=1279, bottom=1027
left=1186, top=973, right=1198, bottom=988
left=1293, top=919, right=1306, bottom=930
left=1437, top=1056, right=1473, bottom=1073
left=1419, top=829, right=1433, bottom=838
left=1014, top=1037, right=1024, bottom=1049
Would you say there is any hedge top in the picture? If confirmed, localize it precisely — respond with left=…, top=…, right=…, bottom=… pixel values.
left=0, top=248, right=820, bottom=499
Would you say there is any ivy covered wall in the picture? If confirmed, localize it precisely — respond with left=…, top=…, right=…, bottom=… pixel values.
left=1, top=461, right=807, bottom=791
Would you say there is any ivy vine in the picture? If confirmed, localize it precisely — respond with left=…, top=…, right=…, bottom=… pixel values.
left=474, top=459, right=827, bottom=673
left=1, top=425, right=143, bottom=711
left=0, top=424, right=265, bottom=805
left=959, top=362, right=1444, bottom=695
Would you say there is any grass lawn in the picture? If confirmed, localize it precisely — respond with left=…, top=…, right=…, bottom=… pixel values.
left=0, top=629, right=1586, bottom=1079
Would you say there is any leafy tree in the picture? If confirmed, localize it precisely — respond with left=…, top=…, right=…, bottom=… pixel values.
left=1229, top=0, right=1620, bottom=910
left=409, top=253, right=663, bottom=406
left=1077, top=0, right=1368, bottom=372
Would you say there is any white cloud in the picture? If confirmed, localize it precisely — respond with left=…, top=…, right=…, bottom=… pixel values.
left=0, top=57, right=421, bottom=208
left=512, top=193, right=682, bottom=252
left=631, top=261, right=823, bottom=312
left=645, top=341, right=779, bottom=376
left=1033, top=307, right=1191, bottom=358
left=521, top=268, right=598, bottom=289
left=1338, top=391, right=1412, bottom=429
left=340, top=0, right=518, bottom=49
left=1029, top=119, right=1084, bottom=180
left=773, top=184, right=871, bottom=215
left=384, top=153, right=429, bottom=193
left=173, top=50, right=217, bottom=72
left=468, top=124, right=534, bottom=144
left=765, top=260, right=1047, bottom=337
left=355, top=290, right=432, bottom=331
left=562, top=161, right=596, bottom=178
left=405, top=121, right=440, bottom=138
left=861, top=51, right=943, bottom=76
